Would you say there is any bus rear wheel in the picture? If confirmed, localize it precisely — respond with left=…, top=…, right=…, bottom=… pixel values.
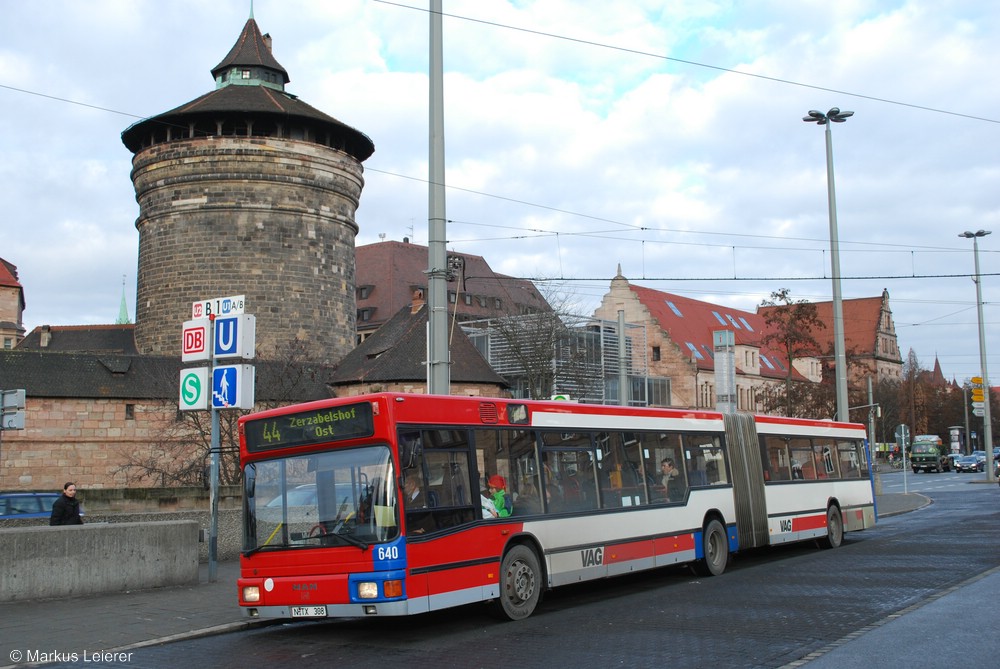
left=817, top=505, right=843, bottom=549
left=491, top=545, right=541, bottom=621
left=694, top=519, right=728, bottom=577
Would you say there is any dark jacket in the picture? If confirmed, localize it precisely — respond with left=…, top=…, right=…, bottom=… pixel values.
left=49, top=494, right=83, bottom=526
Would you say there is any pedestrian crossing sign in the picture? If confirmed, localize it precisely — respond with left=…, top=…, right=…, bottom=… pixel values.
left=211, top=364, right=255, bottom=410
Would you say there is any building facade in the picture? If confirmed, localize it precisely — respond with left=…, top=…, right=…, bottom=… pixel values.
left=355, top=240, right=551, bottom=343
left=593, top=272, right=817, bottom=411
left=0, top=259, right=25, bottom=349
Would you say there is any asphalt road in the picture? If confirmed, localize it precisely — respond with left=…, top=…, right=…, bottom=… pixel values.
left=37, top=482, right=1000, bottom=669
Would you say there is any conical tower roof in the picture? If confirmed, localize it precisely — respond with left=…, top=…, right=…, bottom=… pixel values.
left=122, top=17, right=373, bottom=161
left=211, top=17, right=289, bottom=84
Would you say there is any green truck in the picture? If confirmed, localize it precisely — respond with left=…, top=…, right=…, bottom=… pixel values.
left=910, top=434, right=950, bottom=473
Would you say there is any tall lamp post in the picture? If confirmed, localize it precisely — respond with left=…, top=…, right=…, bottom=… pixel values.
left=959, top=229, right=994, bottom=481
left=803, top=107, right=853, bottom=422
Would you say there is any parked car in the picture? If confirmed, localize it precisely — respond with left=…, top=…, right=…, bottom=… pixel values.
left=0, top=492, right=61, bottom=519
left=956, top=455, right=983, bottom=473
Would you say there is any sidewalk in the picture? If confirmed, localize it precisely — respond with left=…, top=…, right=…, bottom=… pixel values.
left=0, top=493, right=934, bottom=666
left=0, top=560, right=258, bottom=668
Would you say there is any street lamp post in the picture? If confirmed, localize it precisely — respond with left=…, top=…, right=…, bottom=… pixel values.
left=959, top=229, right=994, bottom=481
left=803, top=107, right=853, bottom=423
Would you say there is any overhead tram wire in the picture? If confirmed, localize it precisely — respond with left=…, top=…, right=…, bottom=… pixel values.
left=521, top=272, right=1000, bottom=283
left=373, top=0, right=1000, bottom=126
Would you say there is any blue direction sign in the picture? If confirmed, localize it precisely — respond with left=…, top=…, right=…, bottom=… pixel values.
left=212, top=365, right=255, bottom=409
left=214, top=315, right=256, bottom=359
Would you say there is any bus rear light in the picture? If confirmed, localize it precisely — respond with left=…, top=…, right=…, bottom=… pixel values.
left=358, top=582, right=378, bottom=599
left=242, top=586, right=261, bottom=603
left=383, top=580, right=403, bottom=598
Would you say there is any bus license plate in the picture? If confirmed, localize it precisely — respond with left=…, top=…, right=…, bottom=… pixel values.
left=291, top=605, right=327, bottom=618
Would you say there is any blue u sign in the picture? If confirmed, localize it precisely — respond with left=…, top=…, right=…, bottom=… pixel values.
left=214, top=316, right=239, bottom=357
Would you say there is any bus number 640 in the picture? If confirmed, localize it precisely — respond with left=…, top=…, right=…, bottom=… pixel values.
left=377, top=546, right=399, bottom=561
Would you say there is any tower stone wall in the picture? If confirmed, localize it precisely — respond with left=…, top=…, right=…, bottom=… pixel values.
left=132, top=136, right=363, bottom=364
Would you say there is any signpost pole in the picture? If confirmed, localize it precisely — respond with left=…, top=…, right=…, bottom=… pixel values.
left=208, top=313, right=220, bottom=583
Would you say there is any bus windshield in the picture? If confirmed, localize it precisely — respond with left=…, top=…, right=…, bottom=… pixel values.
left=244, top=445, right=399, bottom=553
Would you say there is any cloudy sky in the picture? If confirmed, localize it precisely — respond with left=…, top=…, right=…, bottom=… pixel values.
left=2, top=0, right=997, bottom=383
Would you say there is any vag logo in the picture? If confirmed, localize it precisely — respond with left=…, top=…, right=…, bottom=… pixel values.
left=581, top=547, right=604, bottom=567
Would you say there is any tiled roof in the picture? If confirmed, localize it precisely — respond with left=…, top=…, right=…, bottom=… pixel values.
left=628, top=284, right=802, bottom=380
left=332, top=304, right=507, bottom=387
left=0, top=259, right=21, bottom=289
left=356, top=241, right=550, bottom=331
left=120, top=17, right=374, bottom=161
left=758, top=295, right=886, bottom=358
left=18, top=325, right=138, bottom=355
left=0, top=350, right=177, bottom=399
left=0, top=350, right=334, bottom=402
left=121, top=86, right=374, bottom=160
left=211, top=18, right=288, bottom=83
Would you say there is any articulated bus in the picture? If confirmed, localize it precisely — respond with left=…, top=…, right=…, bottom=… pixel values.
left=237, top=394, right=875, bottom=621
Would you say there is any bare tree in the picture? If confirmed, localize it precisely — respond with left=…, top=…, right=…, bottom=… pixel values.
left=758, top=289, right=828, bottom=417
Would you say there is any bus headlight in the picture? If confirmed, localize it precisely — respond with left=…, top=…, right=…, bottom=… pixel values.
left=358, top=582, right=378, bottom=599
left=242, top=585, right=261, bottom=603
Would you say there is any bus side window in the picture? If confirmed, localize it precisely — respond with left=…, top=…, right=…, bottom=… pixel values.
left=764, top=436, right=792, bottom=481
left=789, top=438, right=814, bottom=480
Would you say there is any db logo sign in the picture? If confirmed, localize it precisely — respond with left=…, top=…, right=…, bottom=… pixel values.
left=181, top=319, right=211, bottom=362
left=183, top=327, right=205, bottom=354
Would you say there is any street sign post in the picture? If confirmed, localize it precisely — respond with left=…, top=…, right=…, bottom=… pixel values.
left=894, top=424, right=911, bottom=493
left=181, top=296, right=256, bottom=582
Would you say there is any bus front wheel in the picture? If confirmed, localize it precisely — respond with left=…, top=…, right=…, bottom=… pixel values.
left=817, top=505, right=843, bottom=549
left=491, top=545, right=541, bottom=621
left=694, top=519, right=728, bottom=577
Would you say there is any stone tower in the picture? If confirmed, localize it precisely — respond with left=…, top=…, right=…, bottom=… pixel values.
left=122, top=16, right=374, bottom=364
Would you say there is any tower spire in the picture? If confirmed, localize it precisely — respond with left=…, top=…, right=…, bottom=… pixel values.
left=116, top=274, right=131, bottom=324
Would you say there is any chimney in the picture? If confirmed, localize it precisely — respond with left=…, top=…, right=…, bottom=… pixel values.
left=263, top=33, right=273, bottom=53
left=40, top=325, right=51, bottom=348
left=411, top=288, right=425, bottom=314
left=403, top=237, right=409, bottom=244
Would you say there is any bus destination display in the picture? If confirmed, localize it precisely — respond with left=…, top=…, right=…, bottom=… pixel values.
left=244, top=402, right=374, bottom=452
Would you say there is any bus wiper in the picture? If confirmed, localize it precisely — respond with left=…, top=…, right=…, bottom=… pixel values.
left=332, top=532, right=369, bottom=550
left=297, top=531, right=369, bottom=550
left=243, top=544, right=271, bottom=558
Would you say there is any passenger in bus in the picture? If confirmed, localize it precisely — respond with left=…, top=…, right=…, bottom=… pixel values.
left=403, top=475, right=436, bottom=535
left=655, top=458, right=684, bottom=502
left=486, top=475, right=513, bottom=518
left=403, top=476, right=426, bottom=507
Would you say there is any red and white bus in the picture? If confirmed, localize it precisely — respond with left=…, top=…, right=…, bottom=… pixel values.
left=237, top=393, right=875, bottom=620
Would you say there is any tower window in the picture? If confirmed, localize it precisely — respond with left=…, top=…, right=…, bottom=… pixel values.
left=242, top=69, right=251, bottom=79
